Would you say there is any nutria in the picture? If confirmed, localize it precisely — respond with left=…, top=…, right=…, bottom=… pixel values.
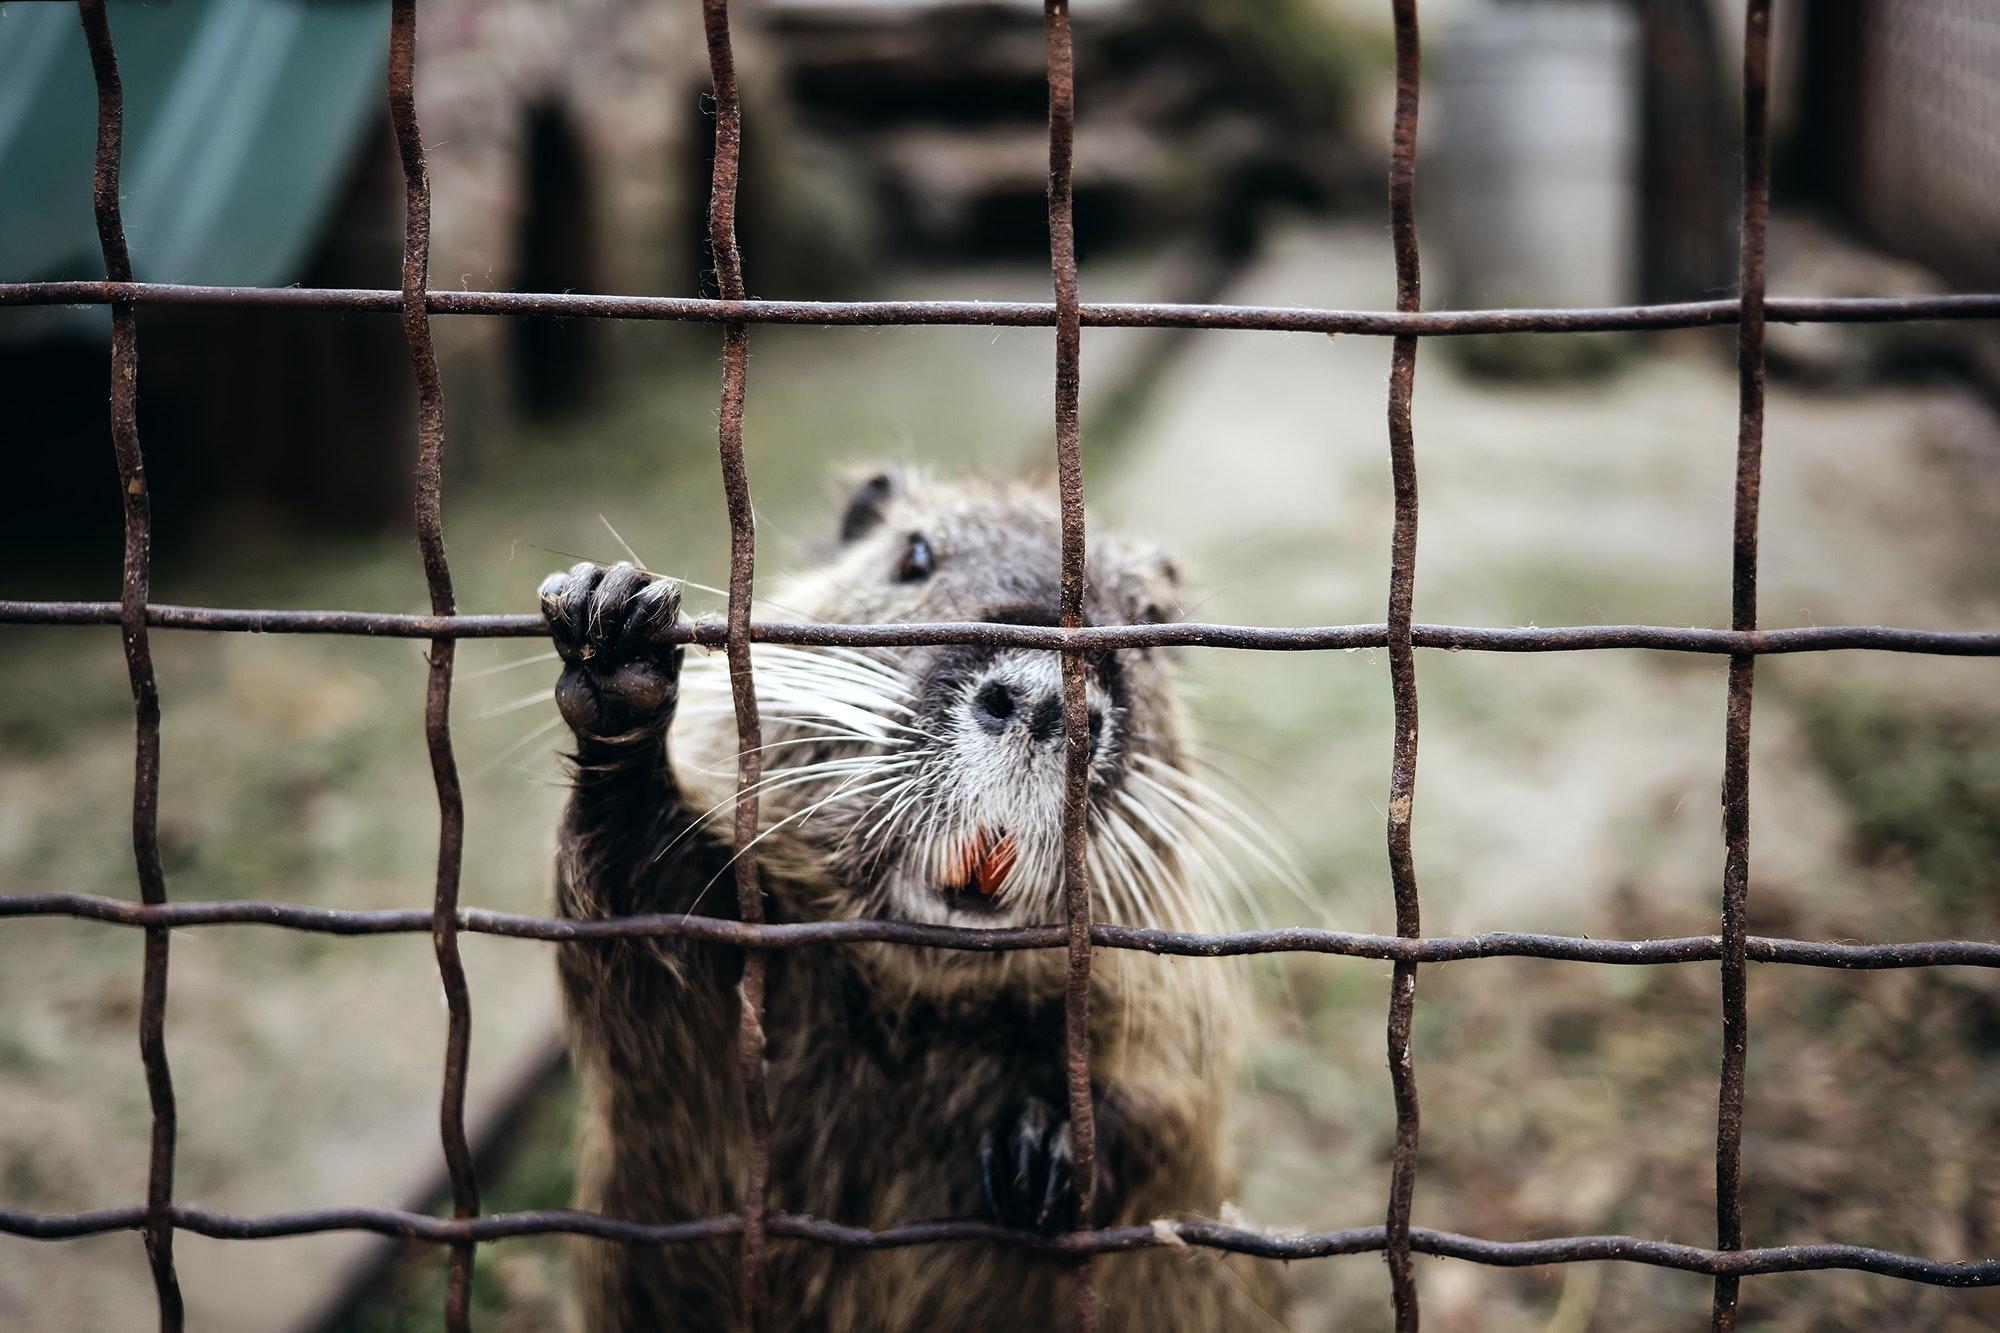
left=540, top=470, right=1290, bottom=1331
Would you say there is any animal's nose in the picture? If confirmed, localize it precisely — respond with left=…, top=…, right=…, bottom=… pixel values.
left=969, top=679, right=1018, bottom=733
left=970, top=678, right=1104, bottom=749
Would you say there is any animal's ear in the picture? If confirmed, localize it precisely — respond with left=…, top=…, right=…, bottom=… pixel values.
left=1133, top=553, right=1183, bottom=624
left=839, top=469, right=903, bottom=542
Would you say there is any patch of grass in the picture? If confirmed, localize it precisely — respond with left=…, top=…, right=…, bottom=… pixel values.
left=1253, top=687, right=2000, bottom=1331
left=1384, top=888, right=2000, bottom=1330
left=1802, top=697, right=2000, bottom=934
left=0, top=629, right=132, bottom=758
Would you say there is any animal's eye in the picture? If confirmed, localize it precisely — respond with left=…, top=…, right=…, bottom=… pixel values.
left=894, top=533, right=935, bottom=583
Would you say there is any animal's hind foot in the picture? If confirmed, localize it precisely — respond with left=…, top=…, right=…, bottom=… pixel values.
left=979, top=1096, right=1081, bottom=1234
left=539, top=561, right=683, bottom=741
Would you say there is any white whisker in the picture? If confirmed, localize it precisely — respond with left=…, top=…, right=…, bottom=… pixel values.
left=477, top=687, right=559, bottom=721
left=460, top=649, right=561, bottom=681
left=1133, top=758, right=1313, bottom=907
left=599, top=514, right=648, bottom=570
left=472, top=713, right=567, bottom=779
left=694, top=768, right=914, bottom=901
left=648, top=755, right=914, bottom=867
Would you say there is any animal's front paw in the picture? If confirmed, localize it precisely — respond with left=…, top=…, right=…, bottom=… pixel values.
left=979, top=1096, right=1081, bottom=1233
left=538, top=561, right=683, bottom=741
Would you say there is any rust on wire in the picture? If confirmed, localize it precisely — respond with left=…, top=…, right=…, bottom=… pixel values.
left=74, top=3, right=185, bottom=1328
left=1042, top=2, right=1098, bottom=1329
left=1381, top=0, right=1424, bottom=1326
left=9, top=1201, right=2000, bottom=1288
left=21, top=891, right=2000, bottom=971
left=7, top=279, right=1998, bottom=335
left=4, top=599, right=1999, bottom=657
left=387, top=2, right=481, bottom=1326
left=696, top=0, right=774, bottom=1325
left=4, top=0, right=2000, bottom=1325
left=1713, top=2, right=1773, bottom=1329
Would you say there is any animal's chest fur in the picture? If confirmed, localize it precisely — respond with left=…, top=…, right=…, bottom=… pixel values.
left=759, top=948, right=1073, bottom=1226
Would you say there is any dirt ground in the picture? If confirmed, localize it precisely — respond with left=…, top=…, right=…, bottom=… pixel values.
left=5, top=223, right=1999, bottom=1332
left=1102, top=225, right=2000, bottom=1331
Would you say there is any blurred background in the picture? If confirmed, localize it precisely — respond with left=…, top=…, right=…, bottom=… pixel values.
left=2, top=0, right=1998, bottom=1329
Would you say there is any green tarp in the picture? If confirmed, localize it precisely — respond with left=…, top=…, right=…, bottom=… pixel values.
left=0, top=0, right=389, bottom=336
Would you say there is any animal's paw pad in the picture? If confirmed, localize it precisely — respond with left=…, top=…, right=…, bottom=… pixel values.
left=538, top=562, right=683, bottom=739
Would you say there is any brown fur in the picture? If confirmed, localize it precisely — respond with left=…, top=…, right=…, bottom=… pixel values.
left=542, top=473, right=1289, bottom=1331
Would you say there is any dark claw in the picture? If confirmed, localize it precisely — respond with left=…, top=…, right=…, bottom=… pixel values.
left=538, top=561, right=684, bottom=740
left=979, top=1096, right=1080, bottom=1233
left=623, top=576, right=678, bottom=645
left=538, top=562, right=598, bottom=658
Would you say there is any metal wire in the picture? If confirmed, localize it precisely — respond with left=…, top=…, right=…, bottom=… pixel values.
left=7, top=602, right=1996, bottom=655
left=2, top=1, right=1998, bottom=1330
left=72, top=3, right=183, bottom=1327
left=13, top=895, right=2000, bottom=969
left=693, top=1, right=776, bottom=1325
left=1040, top=4, right=1102, bottom=1329
left=6, top=279, right=1998, bottom=332
left=1381, top=0, right=1424, bottom=1322
left=1713, top=4, right=1774, bottom=1328
left=384, top=2, right=482, bottom=1326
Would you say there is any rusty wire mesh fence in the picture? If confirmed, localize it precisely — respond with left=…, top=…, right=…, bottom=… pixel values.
left=4, top=0, right=2000, bottom=1330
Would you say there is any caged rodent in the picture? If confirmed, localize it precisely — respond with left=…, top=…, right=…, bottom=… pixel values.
left=539, top=469, right=1293, bottom=1331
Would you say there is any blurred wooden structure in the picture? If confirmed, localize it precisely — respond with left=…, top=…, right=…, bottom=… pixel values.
left=0, top=0, right=706, bottom=565
left=1799, top=0, right=2000, bottom=292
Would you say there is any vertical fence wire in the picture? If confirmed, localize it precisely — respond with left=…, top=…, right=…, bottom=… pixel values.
left=1713, top=1, right=1773, bottom=1329
left=696, top=1, right=774, bottom=1326
left=1042, top=2, right=1098, bottom=1329
left=1382, top=0, right=1425, bottom=1328
left=75, top=3, right=184, bottom=1329
left=387, top=2, right=481, bottom=1327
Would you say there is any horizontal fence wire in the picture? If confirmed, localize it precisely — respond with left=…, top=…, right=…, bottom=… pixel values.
left=10, top=895, right=2000, bottom=969
left=2, top=0, right=1998, bottom=1329
left=4, top=280, right=1998, bottom=332
left=4, top=1205, right=2000, bottom=1287
left=3, top=603, right=1997, bottom=654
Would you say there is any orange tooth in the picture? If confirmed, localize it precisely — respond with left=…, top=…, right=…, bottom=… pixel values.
left=974, top=834, right=1017, bottom=897
left=944, top=829, right=986, bottom=890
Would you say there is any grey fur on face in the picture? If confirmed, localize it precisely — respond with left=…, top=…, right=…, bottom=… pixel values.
left=671, top=469, right=1229, bottom=933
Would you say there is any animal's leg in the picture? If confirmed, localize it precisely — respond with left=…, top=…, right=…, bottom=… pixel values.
left=539, top=560, right=722, bottom=919
left=542, top=562, right=749, bottom=1328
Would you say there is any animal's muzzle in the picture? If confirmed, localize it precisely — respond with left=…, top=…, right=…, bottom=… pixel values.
left=965, top=656, right=1107, bottom=754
